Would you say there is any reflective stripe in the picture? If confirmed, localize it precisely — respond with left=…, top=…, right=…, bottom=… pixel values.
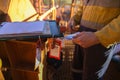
left=82, top=6, right=120, bottom=24
left=84, top=0, right=120, bottom=8
left=80, top=19, right=105, bottom=30
left=81, top=6, right=120, bottom=30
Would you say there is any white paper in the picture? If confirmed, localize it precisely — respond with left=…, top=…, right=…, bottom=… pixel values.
left=64, top=32, right=80, bottom=40
left=97, top=43, right=120, bottom=79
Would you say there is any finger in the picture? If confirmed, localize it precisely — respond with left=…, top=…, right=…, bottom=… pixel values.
left=72, top=37, right=87, bottom=48
left=73, top=36, right=83, bottom=45
left=73, top=33, right=81, bottom=38
left=72, top=37, right=80, bottom=44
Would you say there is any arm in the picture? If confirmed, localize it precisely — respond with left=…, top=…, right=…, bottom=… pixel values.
left=72, top=15, right=120, bottom=48
left=95, top=15, right=120, bottom=47
left=67, top=1, right=83, bottom=32
left=73, top=3, right=83, bottom=26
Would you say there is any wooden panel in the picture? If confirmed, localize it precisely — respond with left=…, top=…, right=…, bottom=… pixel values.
left=5, top=40, right=39, bottom=80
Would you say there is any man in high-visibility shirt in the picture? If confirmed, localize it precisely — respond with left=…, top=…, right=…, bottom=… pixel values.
left=68, top=0, right=120, bottom=80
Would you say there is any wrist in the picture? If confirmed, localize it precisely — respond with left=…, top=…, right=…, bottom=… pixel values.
left=94, top=32, right=100, bottom=44
left=71, top=25, right=80, bottom=31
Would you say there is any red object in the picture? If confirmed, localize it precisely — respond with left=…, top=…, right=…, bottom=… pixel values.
left=49, top=39, right=62, bottom=60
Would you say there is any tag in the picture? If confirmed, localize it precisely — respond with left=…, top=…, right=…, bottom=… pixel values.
left=49, top=39, right=61, bottom=60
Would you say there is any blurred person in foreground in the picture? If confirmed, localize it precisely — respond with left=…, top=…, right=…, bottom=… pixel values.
left=0, top=10, right=11, bottom=80
left=67, top=0, right=120, bottom=80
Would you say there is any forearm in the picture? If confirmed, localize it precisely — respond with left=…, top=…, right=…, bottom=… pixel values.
left=95, top=15, right=120, bottom=47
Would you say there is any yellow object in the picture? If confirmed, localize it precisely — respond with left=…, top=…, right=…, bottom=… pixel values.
left=95, top=15, right=120, bottom=47
left=0, top=0, right=38, bottom=22
left=0, top=59, right=4, bottom=80
left=8, top=0, right=37, bottom=22
left=0, top=59, right=2, bottom=68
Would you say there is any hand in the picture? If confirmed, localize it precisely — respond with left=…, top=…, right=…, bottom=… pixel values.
left=67, top=20, right=80, bottom=33
left=67, top=18, right=74, bottom=32
left=72, top=31, right=100, bottom=48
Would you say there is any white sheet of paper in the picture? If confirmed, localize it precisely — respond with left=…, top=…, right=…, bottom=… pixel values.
left=97, top=43, right=120, bottom=79
left=0, top=21, right=46, bottom=35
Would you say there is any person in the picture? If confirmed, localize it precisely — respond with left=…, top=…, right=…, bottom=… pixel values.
left=0, top=10, right=12, bottom=80
left=67, top=0, right=120, bottom=80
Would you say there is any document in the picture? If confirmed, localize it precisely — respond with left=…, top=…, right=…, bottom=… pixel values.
left=64, top=32, right=80, bottom=40
left=0, top=21, right=51, bottom=38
